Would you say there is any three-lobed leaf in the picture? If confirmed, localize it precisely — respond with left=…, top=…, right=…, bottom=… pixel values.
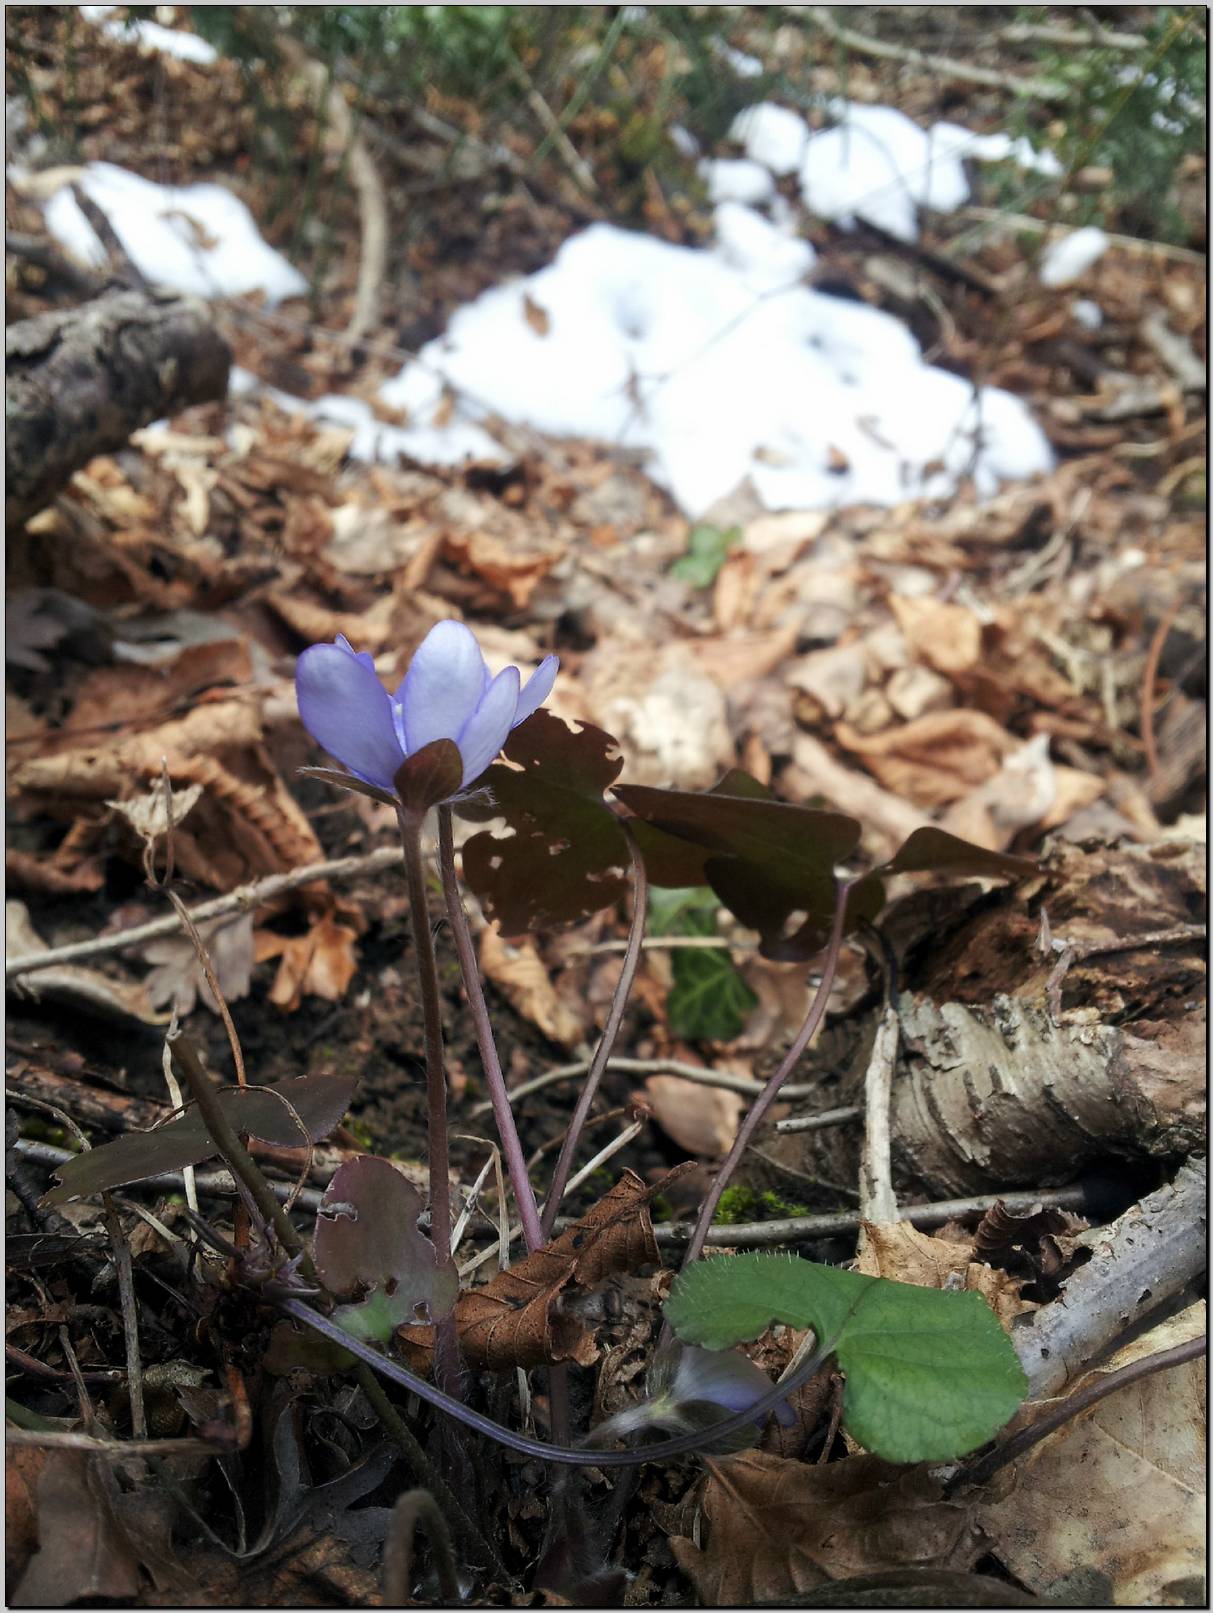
left=664, top=1252, right=1027, bottom=1463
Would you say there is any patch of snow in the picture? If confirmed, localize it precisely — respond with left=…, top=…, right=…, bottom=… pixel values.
left=1040, top=226, right=1110, bottom=287
left=732, top=99, right=1060, bottom=243
left=43, top=162, right=306, bottom=303
left=730, top=102, right=809, bottom=176
left=711, top=38, right=764, bottom=79
left=1071, top=298, right=1104, bottom=330
left=373, top=206, right=1051, bottom=517
left=80, top=5, right=218, bottom=65
left=698, top=157, right=776, bottom=207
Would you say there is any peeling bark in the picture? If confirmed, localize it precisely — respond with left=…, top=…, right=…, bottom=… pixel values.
left=5, top=288, right=231, bottom=528
left=770, top=840, right=1206, bottom=1200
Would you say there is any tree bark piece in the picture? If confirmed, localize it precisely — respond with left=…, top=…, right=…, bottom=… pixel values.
left=1013, top=1158, right=1207, bottom=1398
left=6, top=288, right=231, bottom=527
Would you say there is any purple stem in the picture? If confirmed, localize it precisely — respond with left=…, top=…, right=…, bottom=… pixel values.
left=398, top=810, right=454, bottom=1269
left=436, top=805, right=545, bottom=1254
left=678, top=877, right=854, bottom=1271
left=541, top=822, right=648, bottom=1237
left=279, top=1294, right=841, bottom=1468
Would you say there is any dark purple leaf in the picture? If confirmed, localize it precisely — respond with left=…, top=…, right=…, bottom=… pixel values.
left=875, top=827, right=1038, bottom=881
left=393, top=738, right=464, bottom=820
left=40, top=1073, right=357, bottom=1206
left=615, top=774, right=863, bottom=960
left=456, top=710, right=630, bottom=934
left=315, top=1157, right=458, bottom=1343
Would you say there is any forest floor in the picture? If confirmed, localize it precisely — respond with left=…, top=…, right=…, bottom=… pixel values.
left=4, top=7, right=1207, bottom=1608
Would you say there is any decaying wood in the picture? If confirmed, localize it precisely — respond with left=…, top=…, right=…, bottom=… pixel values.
left=774, top=839, right=1206, bottom=1199
left=5, top=288, right=231, bottom=528
left=1014, top=1157, right=1207, bottom=1398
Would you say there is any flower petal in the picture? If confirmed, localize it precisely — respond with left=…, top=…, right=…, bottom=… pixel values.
left=399, top=621, right=489, bottom=753
left=512, top=654, right=559, bottom=728
left=335, top=634, right=377, bottom=671
left=456, top=666, right=520, bottom=786
left=296, top=643, right=404, bottom=790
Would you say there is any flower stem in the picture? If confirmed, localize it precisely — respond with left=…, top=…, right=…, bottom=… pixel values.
left=541, top=822, right=647, bottom=1237
left=437, top=806, right=544, bottom=1254
left=678, top=878, right=854, bottom=1271
left=398, top=811, right=453, bottom=1267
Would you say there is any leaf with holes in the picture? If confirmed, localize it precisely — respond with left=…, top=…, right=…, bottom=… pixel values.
left=664, top=1252, right=1027, bottom=1463
left=40, top=1074, right=356, bottom=1206
left=315, top=1156, right=458, bottom=1345
left=616, top=772, right=863, bottom=961
left=456, top=710, right=630, bottom=934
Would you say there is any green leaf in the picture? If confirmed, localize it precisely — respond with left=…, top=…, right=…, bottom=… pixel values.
left=664, top=1252, right=1027, bottom=1463
left=670, top=523, right=742, bottom=588
left=650, top=887, right=756, bottom=1041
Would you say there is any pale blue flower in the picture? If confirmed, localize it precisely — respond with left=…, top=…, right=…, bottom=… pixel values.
left=296, top=621, right=558, bottom=794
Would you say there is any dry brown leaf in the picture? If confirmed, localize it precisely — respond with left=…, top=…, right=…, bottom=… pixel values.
left=256, top=910, right=361, bottom=1012
left=7, top=899, right=170, bottom=1026
left=643, top=1074, right=743, bottom=1158
left=855, top=1220, right=1032, bottom=1331
left=479, top=925, right=587, bottom=1047
left=263, top=589, right=396, bottom=654
left=144, top=912, right=255, bottom=1015
left=889, top=596, right=983, bottom=678
left=787, top=642, right=869, bottom=721
left=686, top=624, right=800, bottom=690
left=980, top=1302, right=1206, bottom=1605
left=836, top=709, right=1017, bottom=807
left=938, top=734, right=1056, bottom=850
left=1036, top=765, right=1104, bottom=831
left=9, top=1449, right=144, bottom=1607
left=442, top=524, right=563, bottom=610
left=579, top=642, right=733, bottom=789
left=5, top=847, right=105, bottom=895
left=399, top=1167, right=686, bottom=1372
left=670, top=1450, right=980, bottom=1604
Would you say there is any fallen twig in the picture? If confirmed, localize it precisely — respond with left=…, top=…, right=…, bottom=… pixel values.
left=1014, top=1158, right=1207, bottom=1399
left=807, top=7, right=1068, bottom=100
left=650, top=1185, right=1092, bottom=1247
left=469, top=1055, right=829, bottom=1117
left=5, top=845, right=402, bottom=979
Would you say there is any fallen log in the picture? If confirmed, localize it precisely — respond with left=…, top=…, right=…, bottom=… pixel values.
left=5, top=287, right=231, bottom=528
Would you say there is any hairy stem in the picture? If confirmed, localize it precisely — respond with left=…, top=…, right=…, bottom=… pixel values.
left=541, top=822, right=647, bottom=1236
left=383, top=1488, right=464, bottom=1605
left=398, top=812, right=453, bottom=1268
left=436, top=805, right=544, bottom=1253
left=679, top=878, right=853, bottom=1270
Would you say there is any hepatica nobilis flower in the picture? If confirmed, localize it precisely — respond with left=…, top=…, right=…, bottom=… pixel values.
left=296, top=622, right=558, bottom=799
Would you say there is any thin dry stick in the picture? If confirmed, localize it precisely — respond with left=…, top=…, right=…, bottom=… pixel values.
left=774, top=1105, right=863, bottom=1134
left=470, top=1056, right=825, bottom=1117
left=1140, top=600, right=1183, bottom=784
left=857, top=1004, right=900, bottom=1225
left=102, top=1198, right=146, bottom=1439
left=5, top=1426, right=239, bottom=1457
left=807, top=5, right=1068, bottom=99
left=958, top=1334, right=1208, bottom=1492
left=542, top=823, right=647, bottom=1235
left=4, top=846, right=403, bottom=979
left=649, top=1185, right=1091, bottom=1249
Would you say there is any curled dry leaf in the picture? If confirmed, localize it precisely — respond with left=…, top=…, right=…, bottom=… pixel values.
left=7, top=899, right=169, bottom=1028
left=855, top=1221, right=1034, bottom=1333
left=256, top=910, right=361, bottom=1012
left=889, top=595, right=983, bottom=678
left=836, top=709, right=1018, bottom=808
left=644, top=1074, right=744, bottom=1158
left=670, top=1449, right=981, bottom=1605
left=478, top=925, right=588, bottom=1047
left=397, top=1167, right=688, bottom=1373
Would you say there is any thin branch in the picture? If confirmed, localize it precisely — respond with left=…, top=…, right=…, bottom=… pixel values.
left=437, top=806, right=544, bottom=1253
left=649, top=1185, right=1092, bottom=1249
left=774, top=1105, right=863, bottom=1134
left=542, top=823, right=647, bottom=1235
left=5, top=846, right=403, bottom=979
left=5, top=1426, right=239, bottom=1456
left=469, top=1056, right=826, bottom=1118
left=807, top=6, right=1068, bottom=100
